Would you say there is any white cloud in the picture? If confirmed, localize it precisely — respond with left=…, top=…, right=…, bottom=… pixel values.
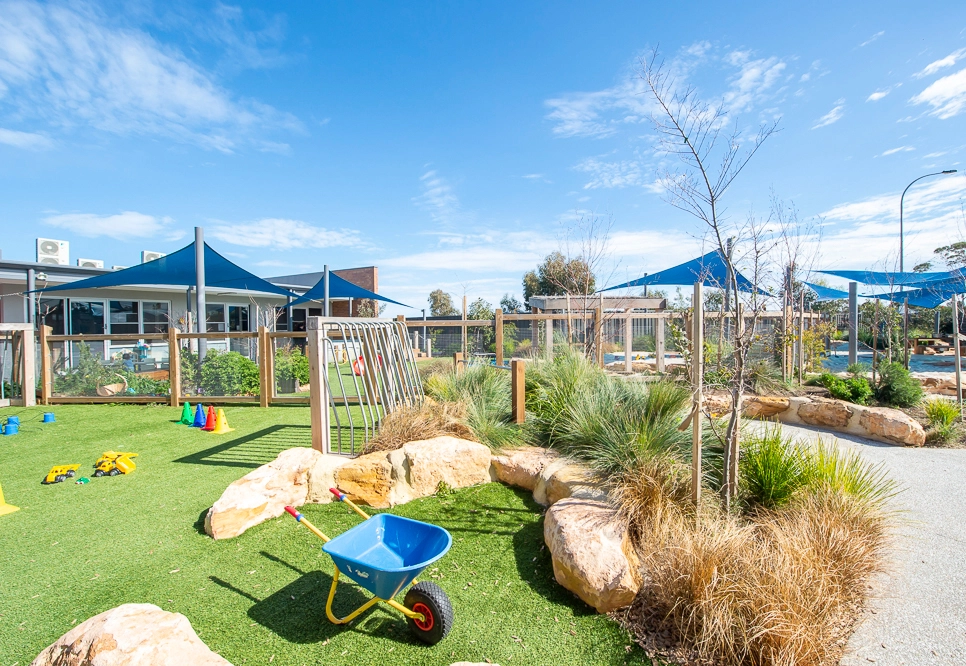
left=575, top=158, right=643, bottom=189
left=820, top=175, right=963, bottom=222
left=859, top=31, right=885, bottom=47
left=911, top=68, right=966, bottom=119
left=879, top=145, right=915, bottom=157
left=0, top=127, right=52, bottom=149
left=43, top=211, right=178, bottom=240
left=915, top=48, right=966, bottom=78
left=208, top=219, right=363, bottom=249
left=811, top=100, right=845, bottom=129
left=722, top=52, right=787, bottom=113
left=0, top=1, right=299, bottom=151
left=866, top=89, right=890, bottom=102
left=413, top=170, right=460, bottom=224
left=522, top=173, right=545, bottom=179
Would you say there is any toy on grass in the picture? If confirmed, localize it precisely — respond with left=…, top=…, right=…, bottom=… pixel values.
left=212, top=409, right=233, bottom=434
left=43, top=464, right=80, bottom=484
left=43, top=412, right=55, bottom=423
left=283, top=488, right=454, bottom=645
left=202, top=406, right=216, bottom=431
left=179, top=402, right=193, bottom=425
left=3, top=422, right=17, bottom=436
left=75, top=477, right=90, bottom=485
left=6, top=416, right=20, bottom=426
left=0, top=482, right=18, bottom=516
left=93, top=452, right=138, bottom=477
left=192, top=403, right=206, bottom=428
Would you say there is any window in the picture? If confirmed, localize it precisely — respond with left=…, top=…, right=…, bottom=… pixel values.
left=309, top=308, right=323, bottom=317
left=291, top=308, right=307, bottom=332
left=37, top=299, right=65, bottom=335
left=228, top=305, right=249, bottom=332
left=206, top=304, right=226, bottom=333
left=142, top=302, right=169, bottom=334
left=275, top=307, right=288, bottom=329
left=110, top=301, right=139, bottom=335
left=70, top=300, right=104, bottom=335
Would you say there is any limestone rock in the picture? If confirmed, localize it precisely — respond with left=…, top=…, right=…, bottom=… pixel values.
left=544, top=463, right=606, bottom=505
left=491, top=447, right=559, bottom=491
left=544, top=498, right=639, bottom=613
left=305, top=454, right=352, bottom=503
left=533, top=458, right=571, bottom=506
left=743, top=396, right=790, bottom=419
left=402, top=436, right=494, bottom=498
left=797, top=398, right=852, bottom=429
left=334, top=451, right=395, bottom=508
left=857, top=407, right=926, bottom=447
left=335, top=436, right=494, bottom=508
left=205, top=447, right=320, bottom=540
left=31, top=603, right=230, bottom=666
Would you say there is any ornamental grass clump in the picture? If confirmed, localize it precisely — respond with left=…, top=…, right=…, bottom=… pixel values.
left=363, top=399, right=474, bottom=454
left=924, top=398, right=961, bottom=444
left=422, top=364, right=520, bottom=449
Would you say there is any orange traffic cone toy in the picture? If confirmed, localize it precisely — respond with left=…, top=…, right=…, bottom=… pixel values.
left=202, top=406, right=216, bottom=431
left=212, top=409, right=233, bottom=434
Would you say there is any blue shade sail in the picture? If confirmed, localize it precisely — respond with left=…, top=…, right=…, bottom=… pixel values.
left=599, top=250, right=762, bottom=294
left=803, top=281, right=850, bottom=301
left=288, top=271, right=408, bottom=308
left=816, top=269, right=956, bottom=288
left=36, top=242, right=296, bottom=298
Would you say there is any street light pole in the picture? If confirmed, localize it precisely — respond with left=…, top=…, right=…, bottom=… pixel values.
left=900, top=169, right=958, bottom=368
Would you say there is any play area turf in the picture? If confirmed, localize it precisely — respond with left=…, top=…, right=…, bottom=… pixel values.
left=0, top=405, right=649, bottom=665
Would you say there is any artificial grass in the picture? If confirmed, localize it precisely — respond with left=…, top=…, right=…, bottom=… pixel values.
left=0, top=404, right=648, bottom=665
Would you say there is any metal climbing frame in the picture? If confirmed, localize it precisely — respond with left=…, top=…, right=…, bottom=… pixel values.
left=306, top=317, right=422, bottom=455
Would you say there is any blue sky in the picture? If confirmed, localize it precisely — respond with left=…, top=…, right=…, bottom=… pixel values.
left=2, top=1, right=966, bottom=314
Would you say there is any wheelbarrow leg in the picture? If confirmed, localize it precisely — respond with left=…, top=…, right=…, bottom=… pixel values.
left=324, top=568, right=427, bottom=625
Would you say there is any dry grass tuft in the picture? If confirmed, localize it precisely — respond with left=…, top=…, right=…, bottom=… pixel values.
left=362, top=399, right=475, bottom=453
left=623, top=487, right=890, bottom=666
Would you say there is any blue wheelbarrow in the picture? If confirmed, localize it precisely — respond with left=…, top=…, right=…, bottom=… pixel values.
left=284, top=488, right=454, bottom=644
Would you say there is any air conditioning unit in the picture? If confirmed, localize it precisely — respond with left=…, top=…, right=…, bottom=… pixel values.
left=37, top=238, right=69, bottom=265
left=77, top=258, right=104, bottom=268
left=112, top=265, right=128, bottom=271
left=141, top=250, right=166, bottom=263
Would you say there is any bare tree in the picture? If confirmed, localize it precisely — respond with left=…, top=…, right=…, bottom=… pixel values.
left=640, top=48, right=780, bottom=508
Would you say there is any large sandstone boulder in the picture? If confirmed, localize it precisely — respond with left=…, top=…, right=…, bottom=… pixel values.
left=532, top=458, right=570, bottom=506
left=206, top=447, right=342, bottom=540
left=491, top=447, right=559, bottom=491
left=743, top=396, right=790, bottom=419
left=857, top=406, right=926, bottom=447
left=334, top=436, right=494, bottom=508
left=544, top=463, right=607, bottom=506
left=31, top=603, right=230, bottom=666
left=543, top=498, right=639, bottom=613
left=797, top=398, right=852, bottom=429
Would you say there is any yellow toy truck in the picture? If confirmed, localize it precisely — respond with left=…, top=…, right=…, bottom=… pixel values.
left=93, top=452, right=138, bottom=477
left=44, top=465, right=80, bottom=484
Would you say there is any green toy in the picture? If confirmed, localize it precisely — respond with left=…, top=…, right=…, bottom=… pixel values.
left=179, top=402, right=193, bottom=425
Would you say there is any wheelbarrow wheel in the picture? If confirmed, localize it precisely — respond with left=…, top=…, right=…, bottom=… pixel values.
left=404, top=582, right=453, bottom=645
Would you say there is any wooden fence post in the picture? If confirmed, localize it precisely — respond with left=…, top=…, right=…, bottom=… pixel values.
left=511, top=359, right=525, bottom=424
left=453, top=352, right=464, bottom=373
left=308, top=318, right=330, bottom=454
left=462, top=295, right=468, bottom=358
left=39, top=325, right=51, bottom=405
left=495, top=308, right=504, bottom=367
left=21, top=327, right=36, bottom=407
left=656, top=316, right=666, bottom=373
left=258, top=326, right=270, bottom=408
left=545, top=316, right=554, bottom=360
left=692, top=283, right=703, bottom=507
left=168, top=327, right=180, bottom=407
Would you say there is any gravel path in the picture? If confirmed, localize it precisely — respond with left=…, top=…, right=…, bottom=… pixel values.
left=758, top=422, right=966, bottom=665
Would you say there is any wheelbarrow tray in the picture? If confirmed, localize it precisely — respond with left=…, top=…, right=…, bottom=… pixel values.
left=323, top=513, right=452, bottom=600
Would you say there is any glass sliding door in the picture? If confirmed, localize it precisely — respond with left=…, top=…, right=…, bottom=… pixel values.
left=69, top=299, right=106, bottom=366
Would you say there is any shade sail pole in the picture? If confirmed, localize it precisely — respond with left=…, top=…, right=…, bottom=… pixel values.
left=195, top=227, right=207, bottom=360
left=323, top=265, right=330, bottom=316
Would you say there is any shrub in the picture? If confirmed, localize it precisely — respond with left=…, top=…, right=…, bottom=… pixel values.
left=875, top=361, right=923, bottom=407
left=846, top=362, right=870, bottom=377
left=817, top=372, right=873, bottom=405
left=744, top=359, right=784, bottom=395
left=925, top=399, right=961, bottom=443
left=274, top=345, right=309, bottom=385
left=801, top=439, right=898, bottom=508
left=200, top=350, right=259, bottom=396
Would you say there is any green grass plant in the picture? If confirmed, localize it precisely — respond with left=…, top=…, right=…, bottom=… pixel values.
left=739, top=427, right=808, bottom=509
left=874, top=361, right=923, bottom=408
left=924, top=399, right=962, bottom=443
left=424, top=365, right=521, bottom=449
left=0, top=404, right=646, bottom=666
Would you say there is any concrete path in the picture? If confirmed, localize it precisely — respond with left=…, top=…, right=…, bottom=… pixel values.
left=760, top=423, right=966, bottom=665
